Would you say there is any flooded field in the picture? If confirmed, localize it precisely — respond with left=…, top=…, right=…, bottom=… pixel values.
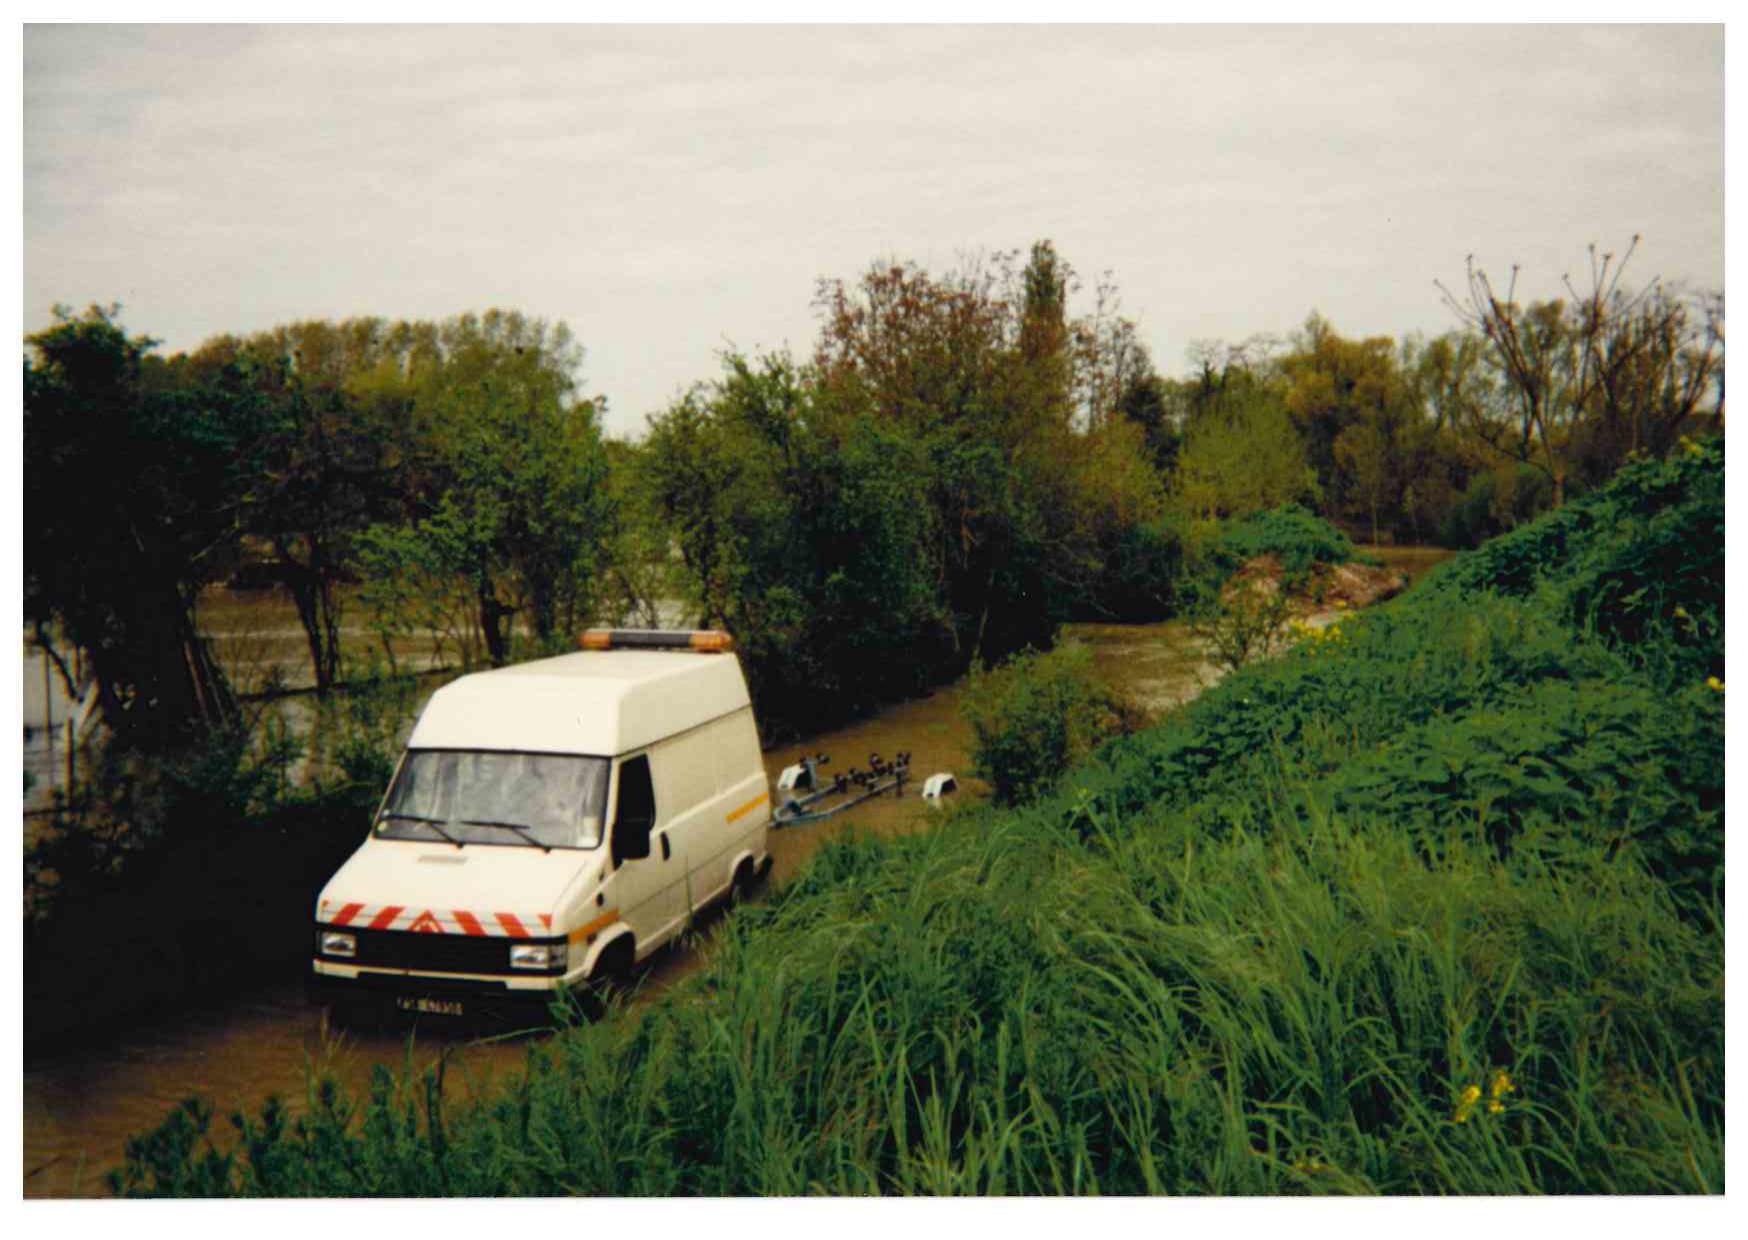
left=22, top=548, right=1452, bottom=1198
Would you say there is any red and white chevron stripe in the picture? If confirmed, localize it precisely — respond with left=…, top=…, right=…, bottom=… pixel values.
left=318, top=901, right=553, bottom=937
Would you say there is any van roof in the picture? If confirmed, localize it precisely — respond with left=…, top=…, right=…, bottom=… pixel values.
left=407, top=650, right=753, bottom=756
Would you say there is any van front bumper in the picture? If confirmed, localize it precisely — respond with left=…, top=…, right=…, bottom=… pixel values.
left=309, top=961, right=589, bottom=1025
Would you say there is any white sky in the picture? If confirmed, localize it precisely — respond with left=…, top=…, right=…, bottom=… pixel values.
left=22, top=21, right=1725, bottom=440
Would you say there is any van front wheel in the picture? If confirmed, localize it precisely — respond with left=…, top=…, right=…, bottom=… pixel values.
left=590, top=936, right=634, bottom=999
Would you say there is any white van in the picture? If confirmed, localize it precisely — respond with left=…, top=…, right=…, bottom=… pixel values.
left=309, top=629, right=771, bottom=1020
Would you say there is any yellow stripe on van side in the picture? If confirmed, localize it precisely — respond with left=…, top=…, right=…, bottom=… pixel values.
left=569, top=909, right=619, bottom=945
left=726, top=792, right=768, bottom=824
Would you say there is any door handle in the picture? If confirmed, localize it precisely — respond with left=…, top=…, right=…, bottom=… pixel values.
left=660, top=833, right=671, bottom=861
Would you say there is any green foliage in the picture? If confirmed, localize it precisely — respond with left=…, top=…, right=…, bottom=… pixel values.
left=639, top=243, right=1171, bottom=736
left=329, top=660, right=426, bottom=793
left=1171, top=378, right=1319, bottom=521
left=643, top=352, right=947, bottom=738
left=1205, top=502, right=1355, bottom=584
left=1088, top=513, right=1190, bottom=621
left=26, top=700, right=390, bottom=1042
left=1435, top=463, right=1556, bottom=549
left=24, top=306, right=247, bottom=748
left=1186, top=574, right=1294, bottom=674
left=112, top=434, right=1722, bottom=1196
left=357, top=312, right=615, bottom=667
left=960, top=643, right=1138, bottom=806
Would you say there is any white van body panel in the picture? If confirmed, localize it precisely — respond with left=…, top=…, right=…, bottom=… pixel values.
left=317, top=839, right=599, bottom=923
left=407, top=651, right=752, bottom=756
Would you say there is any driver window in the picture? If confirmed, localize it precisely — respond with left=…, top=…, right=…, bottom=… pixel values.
left=613, top=755, right=657, bottom=864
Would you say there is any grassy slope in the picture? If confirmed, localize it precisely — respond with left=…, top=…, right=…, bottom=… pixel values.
left=113, top=441, right=1724, bottom=1196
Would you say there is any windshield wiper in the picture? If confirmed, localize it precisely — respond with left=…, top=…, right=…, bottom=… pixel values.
left=460, top=819, right=552, bottom=853
left=379, top=811, right=464, bottom=849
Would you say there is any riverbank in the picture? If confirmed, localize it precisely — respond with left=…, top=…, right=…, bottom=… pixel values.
left=99, top=444, right=1719, bottom=1196
left=22, top=565, right=1428, bottom=1197
left=23, top=547, right=1444, bottom=1197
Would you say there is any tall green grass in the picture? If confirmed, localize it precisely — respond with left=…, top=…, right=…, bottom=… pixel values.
left=111, top=440, right=1724, bottom=1196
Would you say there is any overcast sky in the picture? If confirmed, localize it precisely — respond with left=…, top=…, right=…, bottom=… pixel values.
left=23, top=23, right=1724, bottom=440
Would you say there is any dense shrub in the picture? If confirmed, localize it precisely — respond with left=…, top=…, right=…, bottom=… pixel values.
left=23, top=680, right=424, bottom=1045
left=959, top=643, right=1138, bottom=806
left=1205, top=503, right=1355, bottom=584
left=1436, top=463, right=1555, bottom=549
left=1087, top=513, right=1190, bottom=621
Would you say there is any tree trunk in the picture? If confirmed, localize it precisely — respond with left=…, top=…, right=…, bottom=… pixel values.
left=478, top=580, right=511, bottom=667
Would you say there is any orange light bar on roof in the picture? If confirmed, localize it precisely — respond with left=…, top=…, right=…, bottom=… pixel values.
left=577, top=629, right=735, bottom=653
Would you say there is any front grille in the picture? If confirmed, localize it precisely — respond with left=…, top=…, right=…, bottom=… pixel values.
left=318, top=924, right=564, bottom=975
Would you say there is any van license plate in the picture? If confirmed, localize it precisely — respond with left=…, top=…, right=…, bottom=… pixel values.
left=398, top=996, right=464, bottom=1016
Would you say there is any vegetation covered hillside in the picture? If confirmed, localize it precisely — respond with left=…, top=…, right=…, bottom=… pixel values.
left=114, top=440, right=1723, bottom=1196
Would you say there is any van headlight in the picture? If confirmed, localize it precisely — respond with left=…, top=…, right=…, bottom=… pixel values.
left=319, top=930, right=356, bottom=958
left=510, top=942, right=567, bottom=971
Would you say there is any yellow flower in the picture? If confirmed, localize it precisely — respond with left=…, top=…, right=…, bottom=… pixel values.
left=1333, top=598, right=1348, bottom=610
left=1452, top=1083, right=1481, bottom=1123
left=1706, top=676, right=1724, bottom=693
left=1489, top=1069, right=1516, bottom=1100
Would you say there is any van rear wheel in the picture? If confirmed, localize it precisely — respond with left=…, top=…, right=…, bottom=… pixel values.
left=726, top=859, right=758, bottom=911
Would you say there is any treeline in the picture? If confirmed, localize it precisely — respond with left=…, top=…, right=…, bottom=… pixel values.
left=23, top=238, right=1724, bottom=748
left=25, top=309, right=615, bottom=750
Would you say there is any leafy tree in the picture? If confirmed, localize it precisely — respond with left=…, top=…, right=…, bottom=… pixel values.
left=1279, top=314, right=1420, bottom=528
left=186, top=320, right=407, bottom=693
left=644, top=351, right=945, bottom=736
left=597, top=437, right=689, bottom=629
left=23, top=306, right=247, bottom=749
left=811, top=242, right=1158, bottom=668
left=1170, top=372, right=1318, bottom=522
left=357, top=311, right=614, bottom=667
left=1115, top=370, right=1181, bottom=474
left=1333, top=415, right=1392, bottom=545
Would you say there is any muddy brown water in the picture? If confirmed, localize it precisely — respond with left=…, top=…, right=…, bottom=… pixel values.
left=22, top=547, right=1451, bottom=1198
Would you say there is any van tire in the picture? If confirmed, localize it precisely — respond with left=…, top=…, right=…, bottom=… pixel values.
left=590, top=935, right=635, bottom=997
left=726, top=859, right=757, bottom=911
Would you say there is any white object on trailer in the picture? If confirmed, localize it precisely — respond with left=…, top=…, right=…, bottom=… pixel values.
left=920, top=773, right=958, bottom=800
left=310, top=629, right=771, bottom=1019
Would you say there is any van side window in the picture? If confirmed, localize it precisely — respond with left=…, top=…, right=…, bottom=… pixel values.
left=612, top=755, right=657, bottom=866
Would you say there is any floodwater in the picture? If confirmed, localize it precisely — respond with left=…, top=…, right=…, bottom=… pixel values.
left=21, top=548, right=1450, bottom=1198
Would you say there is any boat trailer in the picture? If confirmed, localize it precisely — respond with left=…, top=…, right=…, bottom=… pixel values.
left=773, top=751, right=912, bottom=827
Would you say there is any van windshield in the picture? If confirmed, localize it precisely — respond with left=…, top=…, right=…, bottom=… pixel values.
left=375, top=751, right=609, bottom=850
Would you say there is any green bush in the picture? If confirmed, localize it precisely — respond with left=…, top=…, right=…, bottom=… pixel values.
left=959, top=643, right=1138, bottom=807
left=1206, top=503, right=1355, bottom=585
left=1436, top=463, right=1555, bottom=549
left=1088, top=513, right=1190, bottom=622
